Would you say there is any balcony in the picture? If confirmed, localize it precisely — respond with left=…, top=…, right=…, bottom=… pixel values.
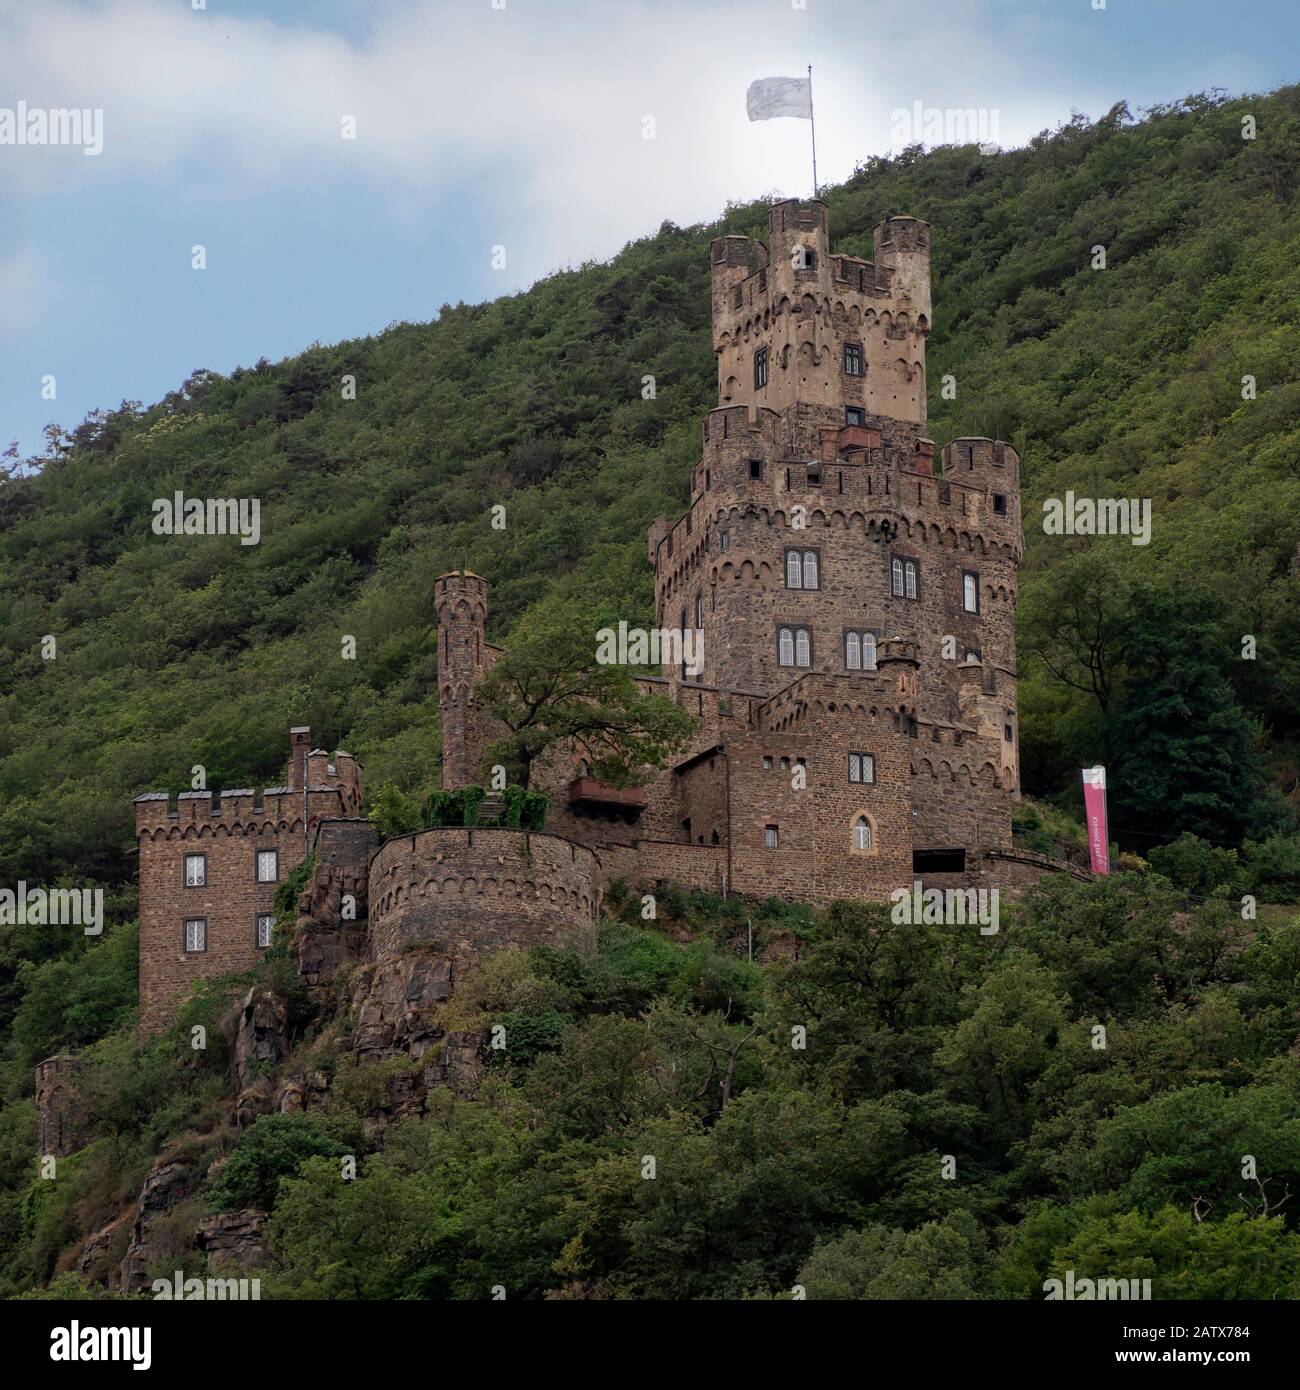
left=837, top=424, right=880, bottom=455
left=568, top=777, right=646, bottom=811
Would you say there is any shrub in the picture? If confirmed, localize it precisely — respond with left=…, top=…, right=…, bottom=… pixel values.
left=461, top=785, right=485, bottom=826
left=204, top=1114, right=347, bottom=1213
left=521, top=790, right=549, bottom=831
left=368, top=782, right=422, bottom=839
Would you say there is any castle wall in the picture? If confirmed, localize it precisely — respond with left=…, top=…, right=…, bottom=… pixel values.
left=710, top=202, right=931, bottom=426
left=134, top=730, right=362, bottom=1035
left=35, top=1056, right=84, bottom=1158
left=368, top=828, right=599, bottom=973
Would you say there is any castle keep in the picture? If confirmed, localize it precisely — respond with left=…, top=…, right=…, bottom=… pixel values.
left=134, top=199, right=1044, bottom=1035
left=438, top=201, right=1025, bottom=901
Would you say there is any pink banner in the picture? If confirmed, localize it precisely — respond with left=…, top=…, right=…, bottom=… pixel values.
left=1081, top=766, right=1109, bottom=875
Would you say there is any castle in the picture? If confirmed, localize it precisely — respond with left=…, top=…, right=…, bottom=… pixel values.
left=134, top=199, right=1058, bottom=1036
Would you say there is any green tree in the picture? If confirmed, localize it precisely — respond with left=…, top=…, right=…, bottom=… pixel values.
left=1108, top=586, right=1273, bottom=848
left=794, top=1211, right=988, bottom=1299
left=477, top=591, right=696, bottom=789
left=205, top=1114, right=347, bottom=1213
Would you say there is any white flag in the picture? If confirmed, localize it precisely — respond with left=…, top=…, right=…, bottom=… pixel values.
left=746, top=76, right=812, bottom=122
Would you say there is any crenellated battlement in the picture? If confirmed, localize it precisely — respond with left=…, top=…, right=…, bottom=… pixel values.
left=368, top=827, right=600, bottom=970
left=134, top=727, right=365, bottom=1034
left=711, top=201, right=931, bottom=425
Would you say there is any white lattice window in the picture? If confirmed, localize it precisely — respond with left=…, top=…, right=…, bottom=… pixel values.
left=256, top=850, right=279, bottom=883
left=778, top=627, right=794, bottom=666
left=184, top=918, right=206, bottom=953
left=184, top=853, right=206, bottom=887
left=256, top=914, right=274, bottom=949
left=854, top=817, right=873, bottom=851
left=849, top=753, right=876, bottom=785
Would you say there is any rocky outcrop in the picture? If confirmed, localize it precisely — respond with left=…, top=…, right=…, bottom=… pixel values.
left=424, top=1030, right=486, bottom=1099
left=118, top=1153, right=197, bottom=1293
left=35, top=1056, right=85, bottom=1158
left=234, top=1074, right=276, bottom=1128
left=353, top=950, right=453, bottom=1058
left=197, top=1209, right=268, bottom=1272
left=294, top=830, right=374, bottom=997
left=79, top=1212, right=130, bottom=1289
left=273, top=1069, right=330, bottom=1114
left=229, top=985, right=290, bottom=1092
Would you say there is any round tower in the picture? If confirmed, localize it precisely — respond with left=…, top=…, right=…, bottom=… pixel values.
left=434, top=571, right=490, bottom=790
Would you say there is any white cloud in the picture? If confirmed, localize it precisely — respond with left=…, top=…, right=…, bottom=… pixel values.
left=0, top=0, right=1094, bottom=290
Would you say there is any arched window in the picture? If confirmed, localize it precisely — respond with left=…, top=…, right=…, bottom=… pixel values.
left=795, top=628, right=810, bottom=667
left=845, top=631, right=861, bottom=670
left=862, top=632, right=877, bottom=670
left=786, top=551, right=802, bottom=588
left=803, top=550, right=818, bottom=589
left=854, top=816, right=872, bottom=851
left=891, top=557, right=904, bottom=595
left=778, top=627, right=794, bottom=667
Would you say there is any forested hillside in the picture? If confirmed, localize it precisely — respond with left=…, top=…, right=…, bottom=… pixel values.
left=2, top=86, right=1299, bottom=902
left=2, top=85, right=1300, bottom=1298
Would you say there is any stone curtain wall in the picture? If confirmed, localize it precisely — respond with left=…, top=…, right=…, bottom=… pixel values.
left=368, top=828, right=600, bottom=969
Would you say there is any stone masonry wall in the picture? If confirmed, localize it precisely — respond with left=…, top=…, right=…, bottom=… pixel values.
left=135, top=730, right=362, bottom=1035
left=368, top=828, right=600, bottom=973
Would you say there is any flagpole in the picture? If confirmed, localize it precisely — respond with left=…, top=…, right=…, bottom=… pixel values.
left=808, top=64, right=818, bottom=198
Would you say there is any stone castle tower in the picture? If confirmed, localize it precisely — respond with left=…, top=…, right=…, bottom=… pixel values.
left=435, top=200, right=1025, bottom=899
left=433, top=571, right=495, bottom=790
left=127, top=197, right=1044, bottom=1039
left=649, top=200, right=1022, bottom=856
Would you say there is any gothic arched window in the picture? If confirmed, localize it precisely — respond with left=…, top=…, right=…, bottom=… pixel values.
left=795, top=628, right=810, bottom=667
left=778, top=627, right=794, bottom=667
left=854, top=816, right=873, bottom=851
left=803, top=551, right=818, bottom=590
left=786, top=551, right=802, bottom=589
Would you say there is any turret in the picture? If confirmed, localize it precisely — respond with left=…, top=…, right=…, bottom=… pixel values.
left=287, top=726, right=311, bottom=791
left=434, top=570, right=491, bottom=789
left=877, top=637, right=920, bottom=704
left=710, top=201, right=931, bottom=427
left=873, top=215, right=932, bottom=326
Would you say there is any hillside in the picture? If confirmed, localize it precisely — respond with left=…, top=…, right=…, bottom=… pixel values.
left=3, top=87, right=1300, bottom=907
left=2, top=83, right=1300, bottom=1303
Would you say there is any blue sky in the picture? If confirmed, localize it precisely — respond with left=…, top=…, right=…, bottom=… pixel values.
left=1, top=0, right=1296, bottom=460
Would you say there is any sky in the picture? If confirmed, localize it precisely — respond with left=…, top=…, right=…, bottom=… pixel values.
left=1, top=0, right=1297, bottom=460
